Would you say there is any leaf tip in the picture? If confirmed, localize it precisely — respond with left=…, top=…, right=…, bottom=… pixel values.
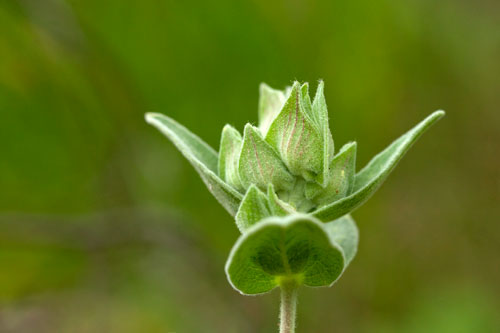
left=434, top=109, right=446, bottom=118
left=144, top=112, right=161, bottom=124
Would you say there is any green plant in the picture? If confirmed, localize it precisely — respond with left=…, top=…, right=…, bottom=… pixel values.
left=145, top=81, right=444, bottom=332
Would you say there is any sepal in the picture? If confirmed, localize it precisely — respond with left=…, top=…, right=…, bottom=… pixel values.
left=306, top=142, right=357, bottom=206
left=218, top=124, right=244, bottom=192
left=258, top=83, right=286, bottom=136
left=239, top=124, right=294, bottom=192
left=235, top=185, right=271, bottom=232
left=265, top=82, right=324, bottom=183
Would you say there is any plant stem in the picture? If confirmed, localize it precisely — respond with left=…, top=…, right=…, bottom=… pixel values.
left=279, top=282, right=298, bottom=333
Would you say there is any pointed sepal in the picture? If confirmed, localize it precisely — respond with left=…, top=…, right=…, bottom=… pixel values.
left=235, top=185, right=271, bottom=233
left=258, top=83, right=286, bottom=136
left=218, top=125, right=244, bottom=192
left=267, top=184, right=295, bottom=216
left=312, top=80, right=335, bottom=185
left=239, top=124, right=294, bottom=192
left=306, top=142, right=357, bottom=206
left=265, top=82, right=324, bottom=183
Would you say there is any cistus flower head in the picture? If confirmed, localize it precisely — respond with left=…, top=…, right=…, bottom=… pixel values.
left=219, top=81, right=341, bottom=218
left=145, top=80, right=444, bottom=233
left=145, top=79, right=444, bottom=297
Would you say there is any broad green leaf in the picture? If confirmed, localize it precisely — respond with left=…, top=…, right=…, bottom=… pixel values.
left=306, top=142, right=357, bottom=206
left=267, top=184, right=295, bottom=216
left=218, top=124, right=244, bottom=192
left=312, top=110, right=445, bottom=222
left=145, top=113, right=243, bottom=216
left=225, top=214, right=345, bottom=295
left=258, top=83, right=286, bottom=136
left=324, top=215, right=358, bottom=265
left=239, top=124, right=294, bottom=192
left=265, top=82, right=324, bottom=183
left=235, top=185, right=271, bottom=232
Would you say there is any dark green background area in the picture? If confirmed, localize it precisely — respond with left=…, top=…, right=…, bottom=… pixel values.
left=1, top=0, right=499, bottom=331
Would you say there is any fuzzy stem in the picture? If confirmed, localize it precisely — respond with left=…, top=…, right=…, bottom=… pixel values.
left=279, top=281, right=298, bottom=333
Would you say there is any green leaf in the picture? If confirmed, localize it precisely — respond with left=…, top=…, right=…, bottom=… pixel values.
left=258, top=83, right=286, bottom=136
left=312, top=110, right=445, bottom=222
left=145, top=113, right=243, bottom=216
left=218, top=125, right=244, bottom=192
left=239, top=124, right=294, bottom=192
left=235, top=185, right=271, bottom=232
left=324, top=215, right=358, bottom=265
left=265, top=82, right=324, bottom=183
left=306, top=142, right=357, bottom=206
left=225, top=214, right=345, bottom=295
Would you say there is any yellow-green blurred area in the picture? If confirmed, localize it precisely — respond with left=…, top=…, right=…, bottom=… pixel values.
left=0, top=0, right=499, bottom=331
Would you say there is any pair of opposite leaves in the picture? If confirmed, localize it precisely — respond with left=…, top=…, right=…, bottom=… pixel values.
left=145, top=83, right=444, bottom=295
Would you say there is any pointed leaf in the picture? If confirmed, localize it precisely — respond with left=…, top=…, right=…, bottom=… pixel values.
left=265, top=82, right=324, bottom=183
left=235, top=185, right=271, bottom=232
left=239, top=124, right=294, bottom=192
left=225, top=214, right=345, bottom=295
left=258, top=83, right=286, bottom=136
left=218, top=125, right=244, bottom=192
left=312, top=110, right=445, bottom=222
left=324, top=215, right=358, bottom=265
left=145, top=113, right=243, bottom=216
left=306, top=142, right=357, bottom=206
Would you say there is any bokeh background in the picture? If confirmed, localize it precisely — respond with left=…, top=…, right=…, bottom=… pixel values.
left=1, top=0, right=499, bottom=332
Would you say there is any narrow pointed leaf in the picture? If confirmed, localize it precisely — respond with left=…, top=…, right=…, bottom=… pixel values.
left=324, top=215, right=358, bottom=265
left=306, top=142, right=357, bottom=206
left=258, top=83, right=286, bottom=136
left=218, top=125, right=244, bottom=192
left=225, top=214, right=345, bottom=295
left=265, top=82, right=324, bottom=183
left=145, top=113, right=243, bottom=216
left=235, top=185, right=271, bottom=232
left=239, top=124, right=294, bottom=192
left=313, top=110, right=445, bottom=222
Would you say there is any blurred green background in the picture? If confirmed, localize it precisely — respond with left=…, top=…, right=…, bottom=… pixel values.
left=1, top=0, right=499, bottom=332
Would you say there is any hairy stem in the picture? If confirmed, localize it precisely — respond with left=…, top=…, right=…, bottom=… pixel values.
left=279, top=281, right=298, bottom=333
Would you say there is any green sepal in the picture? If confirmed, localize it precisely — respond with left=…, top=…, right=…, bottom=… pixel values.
left=145, top=113, right=243, bottom=216
left=218, top=124, right=244, bottom=192
left=306, top=142, right=357, bottom=206
left=235, top=185, right=271, bottom=233
left=265, top=82, right=324, bottom=183
left=239, top=124, right=294, bottom=192
left=300, top=83, right=313, bottom=119
left=258, top=83, right=286, bottom=136
left=312, top=110, right=445, bottom=222
left=267, top=184, right=295, bottom=216
left=312, top=80, right=335, bottom=185
left=225, top=214, right=346, bottom=295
